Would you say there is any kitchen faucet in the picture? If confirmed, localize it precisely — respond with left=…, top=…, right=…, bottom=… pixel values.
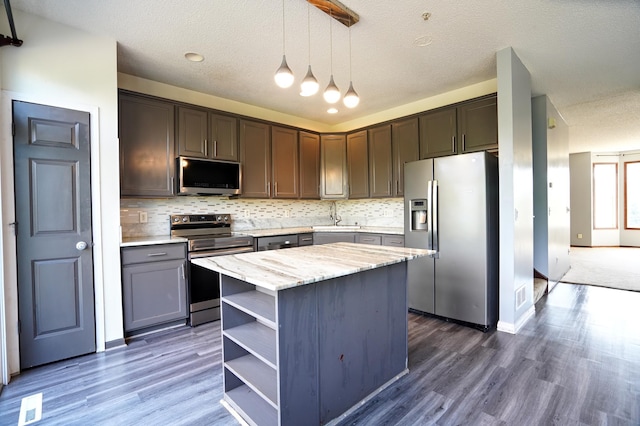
left=329, top=201, right=342, bottom=226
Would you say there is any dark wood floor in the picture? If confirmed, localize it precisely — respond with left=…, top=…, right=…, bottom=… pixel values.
left=1, top=283, right=639, bottom=426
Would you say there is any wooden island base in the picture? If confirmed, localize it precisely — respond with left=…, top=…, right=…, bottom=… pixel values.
left=192, top=242, right=432, bottom=426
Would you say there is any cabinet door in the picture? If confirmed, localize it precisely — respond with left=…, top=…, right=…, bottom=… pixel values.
left=392, top=118, right=419, bottom=197
left=313, top=232, right=355, bottom=245
left=122, top=259, right=187, bottom=331
left=320, top=134, right=348, bottom=199
left=299, top=131, right=320, bottom=199
left=210, top=113, right=238, bottom=161
left=177, top=106, right=208, bottom=158
left=240, top=120, right=271, bottom=198
left=272, top=126, right=299, bottom=198
left=355, top=233, right=382, bottom=245
left=347, top=130, right=369, bottom=199
left=368, top=125, right=393, bottom=198
left=458, top=96, right=498, bottom=153
left=119, top=94, right=175, bottom=197
left=419, top=107, right=457, bottom=159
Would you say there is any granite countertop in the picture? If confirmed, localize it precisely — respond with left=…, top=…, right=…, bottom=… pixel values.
left=191, top=242, right=433, bottom=292
left=120, top=235, right=188, bottom=247
left=237, top=225, right=403, bottom=237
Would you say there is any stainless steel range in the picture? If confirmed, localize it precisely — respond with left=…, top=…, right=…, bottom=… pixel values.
left=170, top=214, right=253, bottom=326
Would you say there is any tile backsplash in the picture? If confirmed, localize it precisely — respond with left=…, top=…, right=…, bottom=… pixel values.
left=120, top=197, right=405, bottom=238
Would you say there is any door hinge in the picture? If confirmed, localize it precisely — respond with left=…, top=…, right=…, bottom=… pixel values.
left=11, top=121, right=16, bottom=136
left=9, top=221, right=18, bottom=236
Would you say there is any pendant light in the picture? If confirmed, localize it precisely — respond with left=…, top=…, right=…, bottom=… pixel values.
left=343, top=23, right=360, bottom=108
left=274, top=0, right=294, bottom=88
left=323, top=11, right=340, bottom=104
left=300, top=1, right=319, bottom=96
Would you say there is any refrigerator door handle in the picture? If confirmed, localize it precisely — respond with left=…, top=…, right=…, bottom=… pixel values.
left=427, top=180, right=433, bottom=250
left=432, top=179, right=439, bottom=254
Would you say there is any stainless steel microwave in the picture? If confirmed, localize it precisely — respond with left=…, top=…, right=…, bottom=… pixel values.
left=176, top=156, right=241, bottom=195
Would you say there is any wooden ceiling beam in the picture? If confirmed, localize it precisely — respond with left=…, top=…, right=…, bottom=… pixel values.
left=307, top=0, right=359, bottom=27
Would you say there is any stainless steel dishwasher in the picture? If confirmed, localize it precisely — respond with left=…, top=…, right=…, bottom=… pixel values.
left=256, top=234, right=299, bottom=251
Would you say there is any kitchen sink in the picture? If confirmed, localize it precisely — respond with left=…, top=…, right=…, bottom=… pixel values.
left=312, top=225, right=361, bottom=231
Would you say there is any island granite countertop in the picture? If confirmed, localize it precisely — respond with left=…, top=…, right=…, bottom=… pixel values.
left=190, top=242, right=433, bottom=292
left=234, top=225, right=403, bottom=238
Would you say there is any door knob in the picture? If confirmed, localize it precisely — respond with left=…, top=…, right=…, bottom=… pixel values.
left=76, top=241, right=88, bottom=251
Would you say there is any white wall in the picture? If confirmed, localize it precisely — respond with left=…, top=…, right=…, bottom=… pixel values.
left=496, top=47, right=535, bottom=334
left=0, top=10, right=121, bottom=375
left=569, top=152, right=593, bottom=246
left=532, top=96, right=570, bottom=284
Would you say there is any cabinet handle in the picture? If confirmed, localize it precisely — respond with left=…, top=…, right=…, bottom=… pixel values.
left=396, top=180, right=400, bottom=194
left=462, top=134, right=466, bottom=152
left=388, top=181, right=391, bottom=194
left=181, top=263, right=185, bottom=280
left=452, top=136, right=456, bottom=153
left=274, top=182, right=278, bottom=197
left=301, top=237, right=312, bottom=242
left=204, top=139, right=208, bottom=156
left=267, top=181, right=271, bottom=197
left=214, top=140, right=217, bottom=157
left=147, top=252, right=167, bottom=257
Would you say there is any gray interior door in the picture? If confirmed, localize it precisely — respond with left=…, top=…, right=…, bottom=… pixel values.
left=13, top=101, right=96, bottom=369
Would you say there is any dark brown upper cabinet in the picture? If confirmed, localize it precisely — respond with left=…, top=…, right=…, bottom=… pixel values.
left=458, top=96, right=498, bottom=153
left=271, top=126, right=299, bottom=199
left=419, top=107, right=458, bottom=159
left=320, top=134, right=348, bottom=199
left=177, top=106, right=238, bottom=161
left=368, top=125, right=393, bottom=198
left=392, top=118, right=419, bottom=197
left=419, top=95, right=498, bottom=159
left=240, top=119, right=271, bottom=198
left=347, top=130, right=369, bottom=199
left=299, top=131, right=321, bottom=199
left=119, top=94, right=175, bottom=197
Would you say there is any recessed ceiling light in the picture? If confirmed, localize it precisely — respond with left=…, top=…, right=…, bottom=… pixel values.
left=327, top=108, right=338, bottom=114
left=414, top=35, right=433, bottom=47
left=185, top=52, right=204, bottom=62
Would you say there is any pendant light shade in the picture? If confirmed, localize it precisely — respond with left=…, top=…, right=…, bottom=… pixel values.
left=300, top=1, right=318, bottom=97
left=274, top=0, right=293, bottom=89
left=343, top=24, right=359, bottom=108
left=343, top=81, right=359, bottom=108
left=323, top=11, right=340, bottom=104
left=324, top=75, right=341, bottom=103
left=275, top=55, right=294, bottom=88
left=300, top=65, right=319, bottom=96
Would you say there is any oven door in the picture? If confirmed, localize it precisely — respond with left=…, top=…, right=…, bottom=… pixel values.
left=187, top=246, right=254, bottom=326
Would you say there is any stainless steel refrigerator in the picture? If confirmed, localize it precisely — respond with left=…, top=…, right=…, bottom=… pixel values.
left=404, top=151, right=499, bottom=330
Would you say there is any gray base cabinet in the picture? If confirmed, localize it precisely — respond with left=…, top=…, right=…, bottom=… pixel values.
left=313, top=232, right=356, bottom=245
left=121, top=243, right=187, bottom=332
left=220, top=262, right=408, bottom=426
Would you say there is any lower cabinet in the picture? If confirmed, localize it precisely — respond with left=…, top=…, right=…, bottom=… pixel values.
left=121, top=243, right=188, bottom=332
left=313, top=232, right=356, bottom=245
left=316, top=232, right=404, bottom=246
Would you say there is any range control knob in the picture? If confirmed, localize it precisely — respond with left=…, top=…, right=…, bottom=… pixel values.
left=216, top=215, right=223, bottom=222
left=173, top=217, right=180, bottom=222
left=182, top=216, right=189, bottom=222
left=223, top=215, right=230, bottom=222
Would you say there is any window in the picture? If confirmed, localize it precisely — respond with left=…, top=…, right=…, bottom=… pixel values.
left=593, top=163, right=617, bottom=229
left=625, top=161, right=640, bottom=229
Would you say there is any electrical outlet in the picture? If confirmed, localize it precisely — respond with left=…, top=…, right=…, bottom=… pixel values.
left=139, top=211, right=148, bottom=223
left=384, top=209, right=393, bottom=217
left=577, top=233, right=583, bottom=239
left=284, top=209, right=290, bottom=218
left=243, top=210, right=250, bottom=218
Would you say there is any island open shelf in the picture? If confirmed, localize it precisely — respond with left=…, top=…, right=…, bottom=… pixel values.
left=193, top=242, right=433, bottom=426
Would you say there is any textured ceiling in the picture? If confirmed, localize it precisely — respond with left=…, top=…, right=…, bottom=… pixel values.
left=6, top=0, right=640, bottom=153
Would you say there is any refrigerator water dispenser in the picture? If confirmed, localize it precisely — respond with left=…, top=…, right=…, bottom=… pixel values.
left=410, top=199, right=428, bottom=231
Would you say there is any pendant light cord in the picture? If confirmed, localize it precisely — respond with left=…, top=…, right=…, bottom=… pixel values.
left=348, top=24, right=352, bottom=81
left=307, top=1, right=311, bottom=63
left=329, top=10, right=333, bottom=74
left=282, top=0, right=286, bottom=55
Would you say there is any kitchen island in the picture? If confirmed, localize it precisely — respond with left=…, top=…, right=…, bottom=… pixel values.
left=192, top=242, right=433, bottom=426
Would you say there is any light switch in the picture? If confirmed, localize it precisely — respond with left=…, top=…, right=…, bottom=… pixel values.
left=139, top=211, right=148, bottom=223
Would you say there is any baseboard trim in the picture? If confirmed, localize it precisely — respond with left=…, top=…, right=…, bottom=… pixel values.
left=105, top=338, right=126, bottom=351
left=497, top=305, right=535, bottom=334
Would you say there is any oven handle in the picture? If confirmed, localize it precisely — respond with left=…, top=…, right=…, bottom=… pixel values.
left=189, top=246, right=254, bottom=259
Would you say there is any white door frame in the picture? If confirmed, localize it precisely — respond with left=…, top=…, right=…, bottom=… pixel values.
left=0, top=90, right=106, bottom=381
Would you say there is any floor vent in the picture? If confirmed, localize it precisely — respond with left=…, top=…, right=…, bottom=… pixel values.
left=18, top=393, right=42, bottom=426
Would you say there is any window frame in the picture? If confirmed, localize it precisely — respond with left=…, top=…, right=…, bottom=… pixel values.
left=592, top=162, right=618, bottom=230
left=624, top=160, right=640, bottom=230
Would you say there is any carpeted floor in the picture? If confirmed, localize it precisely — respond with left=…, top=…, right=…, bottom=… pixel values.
left=560, top=246, right=640, bottom=292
